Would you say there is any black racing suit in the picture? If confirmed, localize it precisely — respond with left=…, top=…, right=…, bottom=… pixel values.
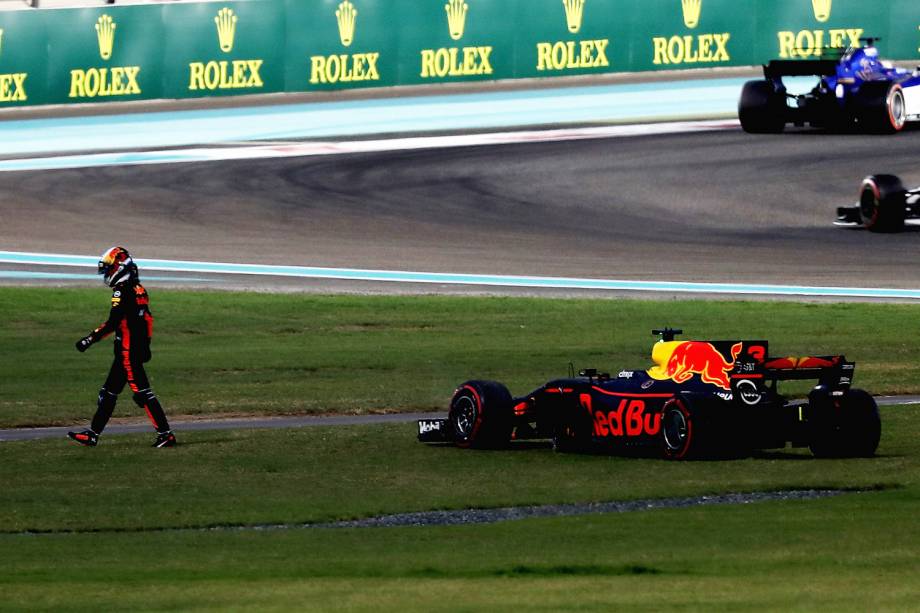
left=79, top=281, right=171, bottom=434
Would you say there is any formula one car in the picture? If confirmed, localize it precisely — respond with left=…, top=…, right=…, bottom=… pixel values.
left=739, top=38, right=920, bottom=133
left=835, top=174, right=920, bottom=232
left=418, top=329, right=881, bottom=460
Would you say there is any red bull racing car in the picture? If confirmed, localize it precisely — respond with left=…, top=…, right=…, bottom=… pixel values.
left=834, top=174, right=920, bottom=232
left=418, top=329, right=881, bottom=460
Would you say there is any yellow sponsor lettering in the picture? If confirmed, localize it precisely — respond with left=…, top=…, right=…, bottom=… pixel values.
left=68, top=67, right=141, bottom=99
left=652, top=33, right=730, bottom=65
left=309, top=52, right=380, bottom=85
left=420, top=46, right=493, bottom=78
left=231, top=60, right=248, bottom=88
left=188, top=59, right=264, bottom=91
left=776, top=28, right=863, bottom=58
left=0, top=73, right=27, bottom=102
left=189, top=63, right=205, bottom=90
left=109, top=67, right=125, bottom=95
left=353, top=55, right=368, bottom=80
left=536, top=39, right=610, bottom=71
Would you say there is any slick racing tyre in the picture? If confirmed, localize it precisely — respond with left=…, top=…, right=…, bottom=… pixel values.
left=660, top=396, right=717, bottom=460
left=551, top=407, right=593, bottom=454
left=738, top=80, right=786, bottom=134
left=856, top=82, right=907, bottom=134
left=859, top=174, right=907, bottom=232
left=448, top=380, right=513, bottom=449
left=808, top=388, right=881, bottom=458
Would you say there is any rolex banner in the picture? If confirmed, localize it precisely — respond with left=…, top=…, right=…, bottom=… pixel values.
left=514, top=0, right=632, bottom=79
left=284, top=0, right=397, bottom=91
left=0, top=10, right=46, bottom=106
left=395, top=0, right=515, bottom=85
left=754, top=0, right=895, bottom=61
left=0, top=0, right=918, bottom=108
left=45, top=5, right=164, bottom=104
left=160, top=1, right=284, bottom=99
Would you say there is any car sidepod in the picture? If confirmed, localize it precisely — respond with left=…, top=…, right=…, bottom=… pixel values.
left=901, top=75, right=920, bottom=122
left=541, top=373, right=677, bottom=455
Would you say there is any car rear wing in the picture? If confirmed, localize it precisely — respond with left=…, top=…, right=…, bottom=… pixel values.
left=762, top=356, right=854, bottom=388
left=726, top=343, right=855, bottom=400
left=763, top=59, right=838, bottom=78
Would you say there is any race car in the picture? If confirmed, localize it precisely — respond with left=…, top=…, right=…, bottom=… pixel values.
left=835, top=173, right=920, bottom=232
left=739, top=38, right=920, bottom=134
left=418, top=329, right=881, bottom=460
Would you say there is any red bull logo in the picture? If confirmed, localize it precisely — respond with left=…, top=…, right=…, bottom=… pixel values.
left=649, top=341, right=742, bottom=390
left=666, top=341, right=742, bottom=389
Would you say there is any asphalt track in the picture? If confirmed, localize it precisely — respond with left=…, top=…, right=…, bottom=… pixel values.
left=3, top=100, right=920, bottom=438
left=2, top=125, right=920, bottom=295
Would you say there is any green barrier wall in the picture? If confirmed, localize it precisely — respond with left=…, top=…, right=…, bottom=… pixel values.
left=49, top=5, right=164, bottom=104
left=1, top=0, right=919, bottom=107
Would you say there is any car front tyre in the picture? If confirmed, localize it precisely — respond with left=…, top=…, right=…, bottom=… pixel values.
left=448, top=380, right=513, bottom=449
left=859, top=174, right=907, bottom=232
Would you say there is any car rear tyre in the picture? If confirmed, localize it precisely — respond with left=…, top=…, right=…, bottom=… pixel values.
left=448, top=380, right=514, bottom=449
left=739, top=80, right=786, bottom=134
left=859, top=174, right=907, bottom=232
left=809, top=388, right=881, bottom=458
left=856, top=82, right=906, bottom=133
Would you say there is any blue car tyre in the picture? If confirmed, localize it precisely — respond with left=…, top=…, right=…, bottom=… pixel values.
left=739, top=80, right=786, bottom=134
left=857, top=82, right=907, bottom=133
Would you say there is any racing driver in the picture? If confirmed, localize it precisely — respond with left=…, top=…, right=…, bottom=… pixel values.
left=68, top=247, right=177, bottom=448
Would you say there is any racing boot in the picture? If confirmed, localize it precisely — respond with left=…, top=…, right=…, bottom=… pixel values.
left=67, top=429, right=98, bottom=447
left=153, top=431, right=177, bottom=448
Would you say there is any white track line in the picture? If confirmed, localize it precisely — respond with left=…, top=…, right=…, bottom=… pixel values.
left=0, top=120, right=739, bottom=172
left=3, top=250, right=920, bottom=300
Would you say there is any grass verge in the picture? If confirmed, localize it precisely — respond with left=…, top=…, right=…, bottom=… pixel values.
left=2, top=287, right=920, bottom=427
left=3, top=287, right=920, bottom=609
left=0, top=405, right=917, bottom=610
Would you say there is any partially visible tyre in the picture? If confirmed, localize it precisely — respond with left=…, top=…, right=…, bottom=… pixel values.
left=739, top=80, right=786, bottom=134
left=660, top=398, right=694, bottom=459
left=809, top=388, right=881, bottom=458
left=448, top=380, right=514, bottom=449
left=551, top=406, right=593, bottom=453
left=856, top=81, right=907, bottom=134
left=859, top=174, right=907, bottom=232
left=660, top=396, right=719, bottom=460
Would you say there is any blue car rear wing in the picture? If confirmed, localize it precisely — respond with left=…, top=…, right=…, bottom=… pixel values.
left=764, top=59, right=838, bottom=78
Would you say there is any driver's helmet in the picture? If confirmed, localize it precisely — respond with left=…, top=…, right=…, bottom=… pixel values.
left=97, top=246, right=137, bottom=287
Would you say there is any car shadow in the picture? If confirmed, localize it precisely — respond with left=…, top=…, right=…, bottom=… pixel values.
left=776, top=122, right=920, bottom=136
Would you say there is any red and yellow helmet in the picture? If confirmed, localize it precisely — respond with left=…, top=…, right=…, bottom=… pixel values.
left=97, top=246, right=136, bottom=287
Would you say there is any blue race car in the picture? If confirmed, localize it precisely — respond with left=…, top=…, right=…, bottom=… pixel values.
left=739, top=39, right=920, bottom=134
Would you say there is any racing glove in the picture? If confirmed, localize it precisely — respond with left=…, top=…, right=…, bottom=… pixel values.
left=75, top=336, right=94, bottom=352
